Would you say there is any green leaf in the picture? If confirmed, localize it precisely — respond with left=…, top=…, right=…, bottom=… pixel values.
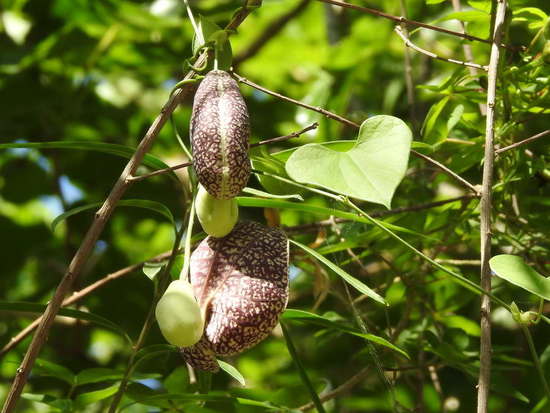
left=34, top=359, right=74, bottom=385
left=272, top=141, right=355, bottom=162
left=142, top=261, right=166, bottom=281
left=441, top=315, right=481, bottom=337
left=192, top=17, right=232, bottom=70
left=74, top=384, right=119, bottom=408
left=439, top=10, right=490, bottom=23
left=289, top=239, right=386, bottom=305
left=295, top=71, right=333, bottom=127
left=489, top=255, right=550, bottom=300
left=447, top=104, right=464, bottom=132
left=0, top=141, right=176, bottom=180
left=75, top=368, right=125, bottom=386
left=51, top=199, right=175, bottom=232
left=285, top=115, right=412, bottom=208
left=422, top=96, right=449, bottom=141
left=242, top=186, right=303, bottom=201
left=21, top=394, right=72, bottom=412
left=218, top=360, right=246, bottom=386
left=283, top=309, right=409, bottom=359
left=0, top=301, right=130, bottom=342
left=164, top=366, right=190, bottom=393
left=251, top=155, right=301, bottom=195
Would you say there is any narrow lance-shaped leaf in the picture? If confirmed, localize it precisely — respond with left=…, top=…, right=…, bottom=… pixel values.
left=289, top=239, right=387, bottom=305
left=51, top=199, right=175, bottom=232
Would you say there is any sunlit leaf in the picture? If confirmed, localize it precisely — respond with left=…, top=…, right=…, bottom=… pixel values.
left=286, top=116, right=412, bottom=208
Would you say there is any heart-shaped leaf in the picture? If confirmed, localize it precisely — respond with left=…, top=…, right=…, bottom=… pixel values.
left=489, top=254, right=550, bottom=300
left=285, top=115, right=412, bottom=208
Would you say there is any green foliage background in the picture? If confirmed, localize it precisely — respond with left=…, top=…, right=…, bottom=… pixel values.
left=1, top=0, right=549, bottom=411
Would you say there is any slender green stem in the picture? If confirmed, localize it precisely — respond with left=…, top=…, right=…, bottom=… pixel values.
left=281, top=322, right=326, bottom=413
left=180, top=196, right=196, bottom=282
left=343, top=198, right=509, bottom=310
left=258, top=170, right=510, bottom=309
left=108, top=223, right=186, bottom=413
left=521, top=325, right=550, bottom=401
left=252, top=170, right=341, bottom=201
left=182, top=0, right=200, bottom=38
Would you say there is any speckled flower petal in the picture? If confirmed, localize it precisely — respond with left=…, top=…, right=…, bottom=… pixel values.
left=190, top=70, right=250, bottom=199
left=181, top=221, right=289, bottom=371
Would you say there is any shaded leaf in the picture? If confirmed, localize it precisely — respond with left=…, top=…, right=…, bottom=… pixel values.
left=218, top=360, right=246, bottom=386
left=289, top=239, right=386, bottom=305
left=490, top=255, right=550, bottom=300
left=51, top=199, right=175, bottom=232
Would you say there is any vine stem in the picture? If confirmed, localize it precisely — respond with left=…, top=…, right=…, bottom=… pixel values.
left=314, top=0, right=518, bottom=50
left=107, top=224, right=186, bottom=413
left=281, top=322, right=326, bottom=413
left=126, top=122, right=319, bottom=183
left=0, top=4, right=258, bottom=411
left=259, top=170, right=508, bottom=309
left=521, top=325, right=550, bottom=402
left=394, top=26, right=488, bottom=71
left=477, top=1, right=507, bottom=412
left=180, top=196, right=196, bottom=282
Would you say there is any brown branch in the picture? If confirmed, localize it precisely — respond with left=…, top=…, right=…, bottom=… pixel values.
left=250, top=122, right=319, bottom=147
left=232, top=72, right=360, bottom=129
left=283, top=194, right=477, bottom=233
left=234, top=0, right=310, bottom=66
left=0, top=3, right=258, bottom=411
left=126, top=161, right=193, bottom=183
left=298, top=367, right=370, bottom=411
left=495, top=129, right=550, bottom=154
left=477, top=1, right=507, bottom=412
left=233, top=72, right=478, bottom=194
left=410, top=150, right=480, bottom=194
left=0, top=251, right=176, bottom=359
left=315, top=0, right=519, bottom=51
left=394, top=26, right=488, bottom=71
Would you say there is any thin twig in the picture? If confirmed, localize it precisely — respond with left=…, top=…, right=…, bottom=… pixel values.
left=398, top=0, right=419, bottom=132
left=477, top=2, right=506, bottom=412
left=495, top=129, right=550, bottom=154
left=298, top=367, right=371, bottom=411
left=411, top=150, right=480, bottom=194
left=0, top=250, right=176, bottom=359
left=394, top=26, right=488, bottom=71
left=314, top=0, right=518, bottom=50
left=127, top=123, right=318, bottom=183
left=232, top=72, right=359, bottom=128
left=0, top=4, right=258, bottom=411
left=434, top=258, right=481, bottom=266
left=281, top=323, right=326, bottom=413
left=234, top=0, right=310, bottom=66
left=108, top=226, right=186, bottom=413
left=283, top=194, right=477, bottom=233
left=126, top=161, right=193, bottom=183
left=250, top=122, right=319, bottom=147
left=234, top=72, right=479, bottom=194
left=451, top=0, right=487, bottom=115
